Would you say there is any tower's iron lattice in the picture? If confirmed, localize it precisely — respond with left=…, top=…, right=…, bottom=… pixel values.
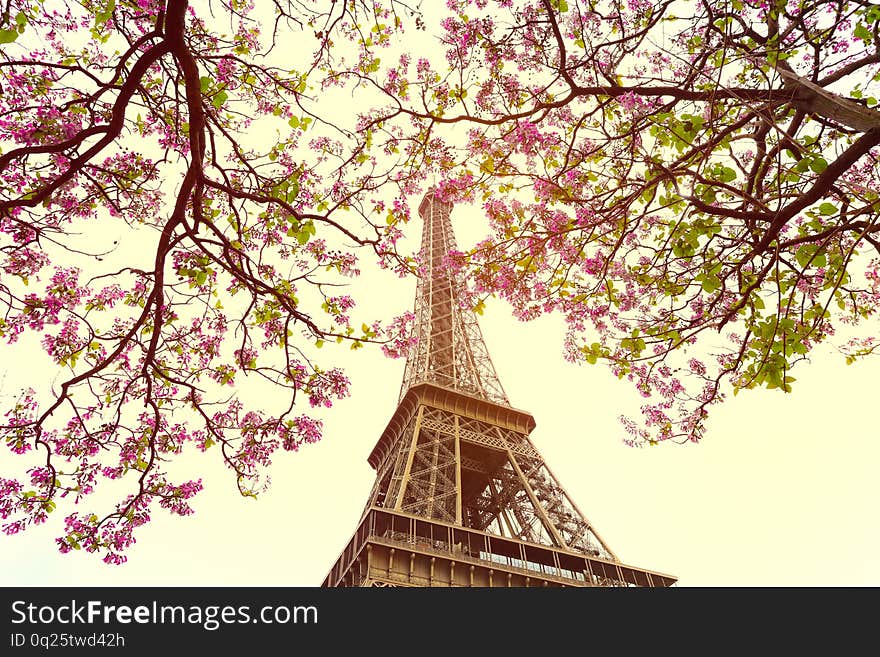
left=323, top=193, right=675, bottom=587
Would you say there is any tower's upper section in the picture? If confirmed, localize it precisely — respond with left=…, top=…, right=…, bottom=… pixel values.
left=398, top=192, right=509, bottom=406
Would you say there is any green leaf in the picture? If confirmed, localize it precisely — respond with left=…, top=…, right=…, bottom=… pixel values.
left=365, top=57, right=381, bottom=73
left=810, top=157, right=828, bottom=174
left=212, top=90, right=228, bottom=108
left=15, top=11, right=27, bottom=27
left=718, top=166, right=737, bottom=183
left=818, top=202, right=837, bottom=215
left=200, top=76, right=211, bottom=93
left=95, top=0, right=115, bottom=26
left=701, top=274, right=721, bottom=294
left=0, top=29, right=19, bottom=43
left=795, top=245, right=816, bottom=268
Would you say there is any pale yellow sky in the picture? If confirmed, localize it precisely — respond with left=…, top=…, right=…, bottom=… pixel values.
left=2, top=3, right=879, bottom=588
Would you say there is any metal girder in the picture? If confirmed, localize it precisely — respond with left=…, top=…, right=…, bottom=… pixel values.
left=398, top=193, right=509, bottom=405
left=324, top=192, right=673, bottom=588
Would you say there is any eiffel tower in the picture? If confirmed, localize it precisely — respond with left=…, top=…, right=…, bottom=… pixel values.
left=322, top=192, right=676, bottom=587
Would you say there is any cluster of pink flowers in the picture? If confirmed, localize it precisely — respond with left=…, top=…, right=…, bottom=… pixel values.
left=504, top=121, right=549, bottom=156
left=279, top=416, right=323, bottom=451
left=1, top=391, right=38, bottom=455
left=2, top=246, right=49, bottom=280
left=306, top=239, right=360, bottom=277
left=40, top=318, right=83, bottom=365
left=433, top=173, right=476, bottom=203
left=381, top=311, right=418, bottom=359
left=323, top=295, right=356, bottom=325
left=305, top=368, right=350, bottom=408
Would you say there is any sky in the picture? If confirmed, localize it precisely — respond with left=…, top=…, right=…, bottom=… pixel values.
left=2, top=199, right=879, bottom=588
left=2, top=3, right=879, bottom=589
